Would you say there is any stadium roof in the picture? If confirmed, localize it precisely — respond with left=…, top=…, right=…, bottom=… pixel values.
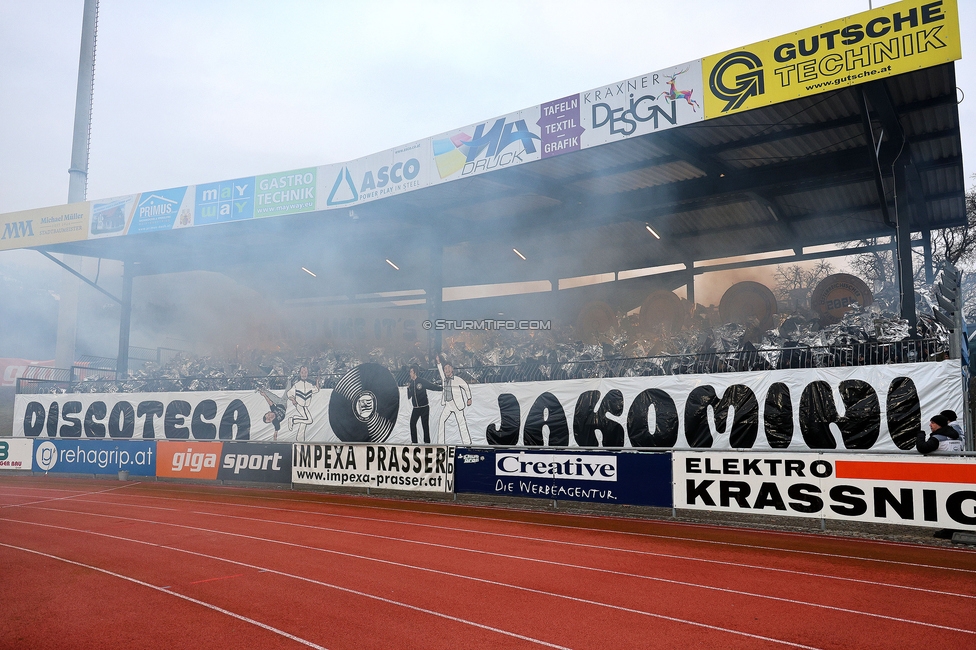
left=3, top=0, right=967, bottom=320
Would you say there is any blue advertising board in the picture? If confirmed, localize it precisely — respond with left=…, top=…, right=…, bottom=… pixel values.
left=32, top=439, right=156, bottom=476
left=217, top=441, right=291, bottom=483
left=454, top=448, right=672, bottom=507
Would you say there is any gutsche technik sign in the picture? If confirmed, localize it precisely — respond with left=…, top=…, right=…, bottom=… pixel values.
left=0, top=0, right=958, bottom=252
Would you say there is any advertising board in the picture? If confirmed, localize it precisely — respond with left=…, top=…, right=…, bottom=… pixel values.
left=0, top=439, right=33, bottom=470
left=674, top=451, right=976, bottom=530
left=32, top=439, right=156, bottom=476
left=454, top=448, right=672, bottom=506
left=292, top=444, right=454, bottom=493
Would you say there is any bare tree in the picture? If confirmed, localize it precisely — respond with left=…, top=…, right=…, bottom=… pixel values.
left=773, top=259, right=834, bottom=312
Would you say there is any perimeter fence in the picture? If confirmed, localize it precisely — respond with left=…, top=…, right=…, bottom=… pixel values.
left=16, top=339, right=944, bottom=395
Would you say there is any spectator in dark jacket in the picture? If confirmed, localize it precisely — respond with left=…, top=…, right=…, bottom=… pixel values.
left=939, top=410, right=965, bottom=442
left=917, top=414, right=964, bottom=454
left=406, top=365, right=441, bottom=444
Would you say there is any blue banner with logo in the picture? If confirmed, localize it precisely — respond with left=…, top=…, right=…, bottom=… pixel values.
left=454, top=448, right=672, bottom=507
left=32, top=439, right=156, bottom=476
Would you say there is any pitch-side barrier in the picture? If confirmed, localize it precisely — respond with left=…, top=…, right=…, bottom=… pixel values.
left=3, top=438, right=974, bottom=532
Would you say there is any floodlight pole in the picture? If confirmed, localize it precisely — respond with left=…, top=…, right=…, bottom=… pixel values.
left=55, top=0, right=99, bottom=370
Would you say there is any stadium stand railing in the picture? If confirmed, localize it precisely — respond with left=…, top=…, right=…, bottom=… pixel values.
left=15, top=339, right=945, bottom=395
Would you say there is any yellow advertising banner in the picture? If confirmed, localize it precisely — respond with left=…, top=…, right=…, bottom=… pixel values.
left=702, top=0, right=961, bottom=119
left=0, top=202, right=90, bottom=252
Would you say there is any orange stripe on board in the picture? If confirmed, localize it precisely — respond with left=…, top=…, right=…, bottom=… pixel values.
left=835, top=460, right=976, bottom=484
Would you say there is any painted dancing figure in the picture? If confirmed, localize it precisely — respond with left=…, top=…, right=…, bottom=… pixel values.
left=257, top=380, right=291, bottom=441
left=287, top=366, right=320, bottom=442
left=406, top=364, right=441, bottom=444
left=436, top=354, right=471, bottom=445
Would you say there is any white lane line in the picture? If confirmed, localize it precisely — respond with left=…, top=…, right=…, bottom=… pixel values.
left=0, top=483, right=138, bottom=510
left=81, top=490, right=976, bottom=576
left=187, top=505, right=976, bottom=601
left=1, top=516, right=815, bottom=650
left=50, top=494, right=975, bottom=602
left=0, top=541, right=328, bottom=650
left=77, top=479, right=976, bottom=556
left=29, top=503, right=976, bottom=636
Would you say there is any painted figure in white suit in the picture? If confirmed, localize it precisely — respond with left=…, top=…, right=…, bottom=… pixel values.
left=436, top=354, right=471, bottom=444
left=286, top=365, right=320, bottom=441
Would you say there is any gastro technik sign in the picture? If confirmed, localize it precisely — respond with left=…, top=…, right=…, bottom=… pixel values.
left=292, top=443, right=454, bottom=492
left=1, top=0, right=956, bottom=252
left=674, top=451, right=976, bottom=530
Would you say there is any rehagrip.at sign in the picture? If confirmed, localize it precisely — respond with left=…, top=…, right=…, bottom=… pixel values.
left=32, top=439, right=156, bottom=476
left=674, top=451, right=976, bottom=530
left=292, top=444, right=454, bottom=493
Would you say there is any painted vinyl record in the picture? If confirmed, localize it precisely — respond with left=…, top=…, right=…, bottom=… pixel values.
left=329, top=363, right=400, bottom=443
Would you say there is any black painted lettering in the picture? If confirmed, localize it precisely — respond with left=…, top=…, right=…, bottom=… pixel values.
left=487, top=393, right=520, bottom=446
left=626, top=388, right=678, bottom=447
left=524, top=392, right=569, bottom=446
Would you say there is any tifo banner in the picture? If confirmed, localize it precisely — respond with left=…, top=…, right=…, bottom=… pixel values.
left=13, top=361, right=963, bottom=452
left=0, top=439, right=33, bottom=470
left=674, top=451, right=976, bottom=530
left=292, top=443, right=454, bottom=493
left=32, top=438, right=156, bottom=476
left=14, top=392, right=257, bottom=440
left=2, top=1, right=957, bottom=252
left=702, top=0, right=961, bottom=118
left=454, top=448, right=672, bottom=506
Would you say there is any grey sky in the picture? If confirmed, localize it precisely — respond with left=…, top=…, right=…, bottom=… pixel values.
left=1, top=0, right=972, bottom=216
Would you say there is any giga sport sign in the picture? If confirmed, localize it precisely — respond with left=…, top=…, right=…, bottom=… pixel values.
left=674, top=452, right=976, bottom=530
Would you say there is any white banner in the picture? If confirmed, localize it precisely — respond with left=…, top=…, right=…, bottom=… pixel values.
left=579, top=60, right=705, bottom=148
left=13, top=361, right=962, bottom=452
left=0, top=438, right=33, bottom=470
left=674, top=451, right=976, bottom=530
left=292, top=443, right=454, bottom=492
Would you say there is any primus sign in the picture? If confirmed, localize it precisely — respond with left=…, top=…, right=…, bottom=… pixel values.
left=674, top=452, right=976, bottom=529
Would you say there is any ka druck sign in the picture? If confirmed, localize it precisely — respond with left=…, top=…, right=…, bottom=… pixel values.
left=674, top=451, right=976, bottom=530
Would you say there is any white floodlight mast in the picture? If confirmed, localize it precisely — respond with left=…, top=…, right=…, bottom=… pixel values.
left=54, top=0, right=99, bottom=370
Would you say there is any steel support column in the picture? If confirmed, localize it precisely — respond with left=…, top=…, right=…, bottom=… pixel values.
left=685, top=262, right=695, bottom=305
left=428, top=243, right=443, bottom=356
left=116, top=260, right=133, bottom=378
left=893, top=163, right=917, bottom=330
left=922, top=229, right=934, bottom=284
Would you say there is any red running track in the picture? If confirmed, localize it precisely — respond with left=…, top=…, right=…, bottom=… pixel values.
left=1, top=475, right=975, bottom=649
